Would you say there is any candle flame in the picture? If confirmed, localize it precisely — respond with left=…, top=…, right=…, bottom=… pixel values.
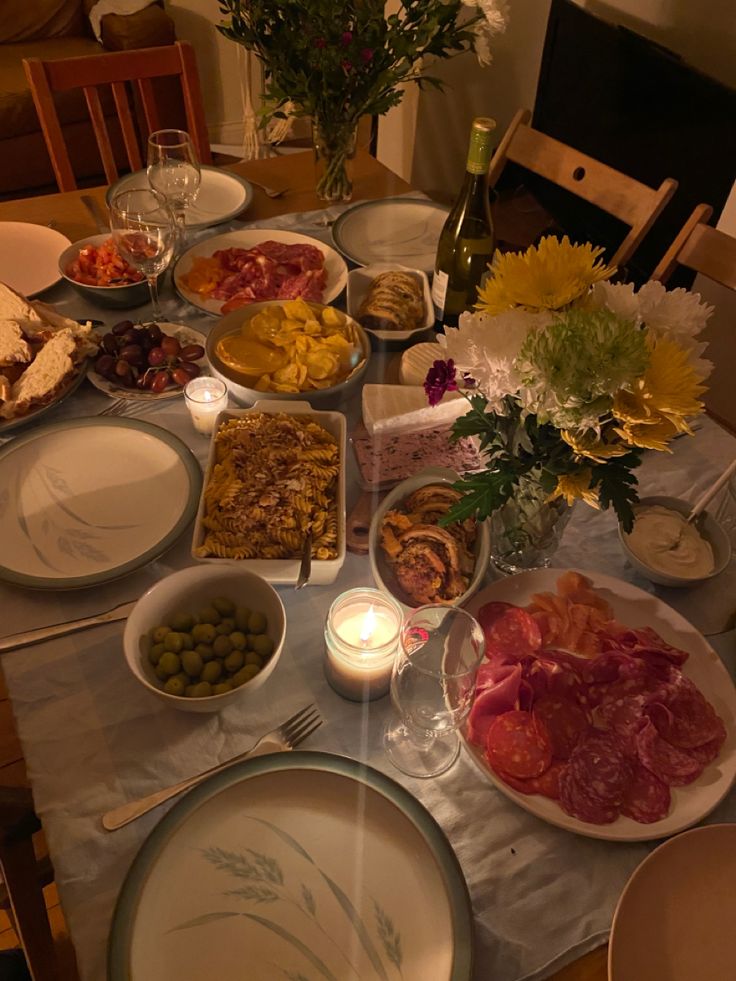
left=360, top=605, right=376, bottom=645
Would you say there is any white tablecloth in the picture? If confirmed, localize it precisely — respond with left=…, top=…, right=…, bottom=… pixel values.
left=1, top=206, right=735, bottom=981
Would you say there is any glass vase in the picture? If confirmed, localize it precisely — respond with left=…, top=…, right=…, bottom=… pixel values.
left=490, top=473, right=573, bottom=575
left=312, top=117, right=357, bottom=203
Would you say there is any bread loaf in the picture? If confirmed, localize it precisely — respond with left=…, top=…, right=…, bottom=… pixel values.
left=1, top=330, right=76, bottom=418
left=357, top=270, right=425, bottom=333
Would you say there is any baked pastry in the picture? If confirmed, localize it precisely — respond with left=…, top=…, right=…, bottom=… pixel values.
left=357, top=270, right=425, bottom=332
left=0, top=320, right=32, bottom=366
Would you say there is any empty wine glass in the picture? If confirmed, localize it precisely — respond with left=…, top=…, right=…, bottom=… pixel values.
left=109, top=188, right=175, bottom=321
left=384, top=605, right=485, bottom=779
left=146, top=129, right=201, bottom=248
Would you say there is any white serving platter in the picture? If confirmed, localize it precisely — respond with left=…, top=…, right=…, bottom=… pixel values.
left=463, top=568, right=736, bottom=842
left=0, top=221, right=71, bottom=296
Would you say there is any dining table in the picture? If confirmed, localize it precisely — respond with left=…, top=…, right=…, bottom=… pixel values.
left=0, top=147, right=734, bottom=981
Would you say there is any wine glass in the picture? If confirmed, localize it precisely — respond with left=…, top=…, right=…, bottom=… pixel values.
left=109, top=188, right=175, bottom=321
left=146, top=129, right=201, bottom=248
left=384, top=605, right=485, bottom=779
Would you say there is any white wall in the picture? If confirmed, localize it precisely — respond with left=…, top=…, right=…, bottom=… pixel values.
left=167, top=0, right=248, bottom=147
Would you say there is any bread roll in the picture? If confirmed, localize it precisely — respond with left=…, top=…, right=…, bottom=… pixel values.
left=357, top=271, right=425, bottom=333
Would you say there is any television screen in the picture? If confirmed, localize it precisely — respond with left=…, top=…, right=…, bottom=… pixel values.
left=508, top=0, right=736, bottom=285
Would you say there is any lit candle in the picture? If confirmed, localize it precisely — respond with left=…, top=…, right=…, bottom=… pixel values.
left=324, top=588, right=404, bottom=701
left=184, top=377, right=228, bottom=435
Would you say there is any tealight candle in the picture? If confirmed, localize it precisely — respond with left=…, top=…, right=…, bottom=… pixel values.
left=184, top=377, right=228, bottom=435
left=324, top=588, right=404, bottom=701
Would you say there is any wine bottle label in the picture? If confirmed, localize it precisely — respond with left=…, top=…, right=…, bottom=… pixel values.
left=431, top=269, right=449, bottom=318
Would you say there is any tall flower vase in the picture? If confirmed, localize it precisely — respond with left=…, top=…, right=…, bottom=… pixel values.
left=312, top=117, right=357, bottom=203
left=490, top=473, right=573, bottom=575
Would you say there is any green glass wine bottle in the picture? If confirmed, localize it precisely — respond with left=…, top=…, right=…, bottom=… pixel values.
left=431, top=116, right=496, bottom=329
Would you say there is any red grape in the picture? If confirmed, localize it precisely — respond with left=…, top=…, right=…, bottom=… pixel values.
left=160, top=336, right=181, bottom=358
left=180, top=344, right=204, bottom=362
left=151, top=370, right=171, bottom=393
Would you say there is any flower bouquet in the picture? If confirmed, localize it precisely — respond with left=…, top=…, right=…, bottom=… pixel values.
left=217, top=1, right=509, bottom=201
left=425, top=237, right=713, bottom=572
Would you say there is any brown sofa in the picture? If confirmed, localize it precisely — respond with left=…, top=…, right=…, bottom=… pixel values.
left=0, top=0, right=176, bottom=198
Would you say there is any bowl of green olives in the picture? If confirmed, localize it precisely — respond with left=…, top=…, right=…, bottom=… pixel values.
left=123, top=566, right=286, bottom=712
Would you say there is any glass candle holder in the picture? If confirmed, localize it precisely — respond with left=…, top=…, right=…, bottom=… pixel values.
left=184, top=377, right=228, bottom=436
left=324, top=588, right=404, bottom=701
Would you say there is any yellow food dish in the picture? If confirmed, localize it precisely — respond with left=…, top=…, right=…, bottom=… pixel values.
left=215, top=300, right=364, bottom=393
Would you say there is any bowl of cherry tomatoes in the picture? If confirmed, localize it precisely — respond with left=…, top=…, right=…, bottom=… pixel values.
left=59, top=233, right=162, bottom=309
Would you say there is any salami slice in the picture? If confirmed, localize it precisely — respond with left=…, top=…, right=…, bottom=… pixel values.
left=495, top=761, right=565, bottom=799
left=636, top=718, right=703, bottom=787
left=486, top=710, right=552, bottom=779
left=594, top=692, right=649, bottom=752
left=477, top=601, right=514, bottom=641
left=647, top=680, right=726, bottom=749
left=486, top=608, right=542, bottom=659
left=567, top=732, right=629, bottom=806
left=620, top=762, right=671, bottom=823
left=689, top=728, right=727, bottom=766
left=532, top=695, right=590, bottom=760
left=558, top=766, right=619, bottom=824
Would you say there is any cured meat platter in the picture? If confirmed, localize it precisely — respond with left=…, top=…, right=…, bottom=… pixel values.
left=463, top=568, right=736, bottom=841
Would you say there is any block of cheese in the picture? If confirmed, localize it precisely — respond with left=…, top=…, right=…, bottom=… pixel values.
left=362, top=383, right=466, bottom=436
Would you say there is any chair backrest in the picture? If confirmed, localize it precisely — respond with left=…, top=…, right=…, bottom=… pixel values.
left=652, top=203, right=736, bottom=290
left=488, top=108, right=678, bottom=270
left=24, top=41, right=212, bottom=193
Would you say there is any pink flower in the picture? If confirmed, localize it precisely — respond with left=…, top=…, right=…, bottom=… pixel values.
left=341, top=58, right=353, bottom=72
left=314, top=37, right=326, bottom=49
left=424, top=359, right=458, bottom=406
left=360, top=48, right=374, bottom=64
left=341, top=31, right=353, bottom=47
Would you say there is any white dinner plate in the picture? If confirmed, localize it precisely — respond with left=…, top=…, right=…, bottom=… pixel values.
left=0, top=418, right=201, bottom=589
left=106, top=166, right=253, bottom=229
left=331, top=197, right=450, bottom=272
left=0, top=221, right=71, bottom=296
left=609, top=823, right=736, bottom=979
left=108, top=752, right=473, bottom=981
left=174, top=229, right=348, bottom=316
left=463, top=568, right=736, bottom=842
left=87, top=323, right=208, bottom=401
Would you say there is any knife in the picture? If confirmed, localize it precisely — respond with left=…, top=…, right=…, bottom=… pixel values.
left=81, top=194, right=110, bottom=234
left=0, top=600, right=136, bottom=654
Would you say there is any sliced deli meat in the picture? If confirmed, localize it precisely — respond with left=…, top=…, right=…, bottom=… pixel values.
left=496, top=761, right=565, bottom=800
left=620, top=763, right=671, bottom=824
left=636, top=718, right=704, bottom=787
left=532, top=695, right=590, bottom=761
left=486, top=710, right=552, bottom=779
left=486, top=607, right=542, bottom=659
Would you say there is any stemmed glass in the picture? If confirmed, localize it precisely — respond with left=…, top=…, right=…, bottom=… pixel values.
left=146, top=129, right=201, bottom=249
left=384, top=605, right=485, bottom=779
left=109, top=188, right=175, bottom=321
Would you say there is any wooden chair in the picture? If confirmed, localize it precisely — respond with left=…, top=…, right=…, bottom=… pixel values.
left=652, top=203, right=736, bottom=289
left=0, top=788, right=57, bottom=980
left=488, top=109, right=678, bottom=269
left=23, top=41, right=212, bottom=194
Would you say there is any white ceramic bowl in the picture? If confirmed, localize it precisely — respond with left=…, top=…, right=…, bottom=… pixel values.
left=205, top=300, right=370, bottom=408
left=347, top=263, right=434, bottom=343
left=618, top=495, right=731, bottom=588
left=58, top=233, right=156, bottom=310
left=369, top=467, right=491, bottom=610
left=123, top=566, right=286, bottom=713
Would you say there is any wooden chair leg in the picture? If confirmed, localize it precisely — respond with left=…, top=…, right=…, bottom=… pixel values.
left=0, top=840, right=58, bottom=981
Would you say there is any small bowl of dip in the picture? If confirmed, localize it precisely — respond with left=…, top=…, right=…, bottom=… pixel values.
left=618, top=495, right=732, bottom=587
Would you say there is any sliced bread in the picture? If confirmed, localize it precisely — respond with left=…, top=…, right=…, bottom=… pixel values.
left=0, top=319, right=32, bottom=366
left=1, top=329, right=77, bottom=418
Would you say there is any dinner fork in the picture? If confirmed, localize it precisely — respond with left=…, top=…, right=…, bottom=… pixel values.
left=101, top=704, right=323, bottom=831
left=98, top=399, right=160, bottom=418
left=247, top=178, right=288, bottom=199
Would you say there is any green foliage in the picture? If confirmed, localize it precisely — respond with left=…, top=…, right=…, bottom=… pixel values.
left=216, top=0, right=481, bottom=123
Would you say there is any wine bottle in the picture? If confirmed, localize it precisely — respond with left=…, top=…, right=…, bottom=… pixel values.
left=431, top=116, right=496, bottom=329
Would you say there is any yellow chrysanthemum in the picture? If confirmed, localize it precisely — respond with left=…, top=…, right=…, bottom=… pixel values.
left=613, top=418, right=680, bottom=452
left=561, top=429, right=630, bottom=463
left=613, top=336, right=706, bottom=437
left=550, top=470, right=600, bottom=508
left=476, top=236, right=615, bottom=314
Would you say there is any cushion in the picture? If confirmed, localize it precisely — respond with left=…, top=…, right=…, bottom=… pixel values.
left=0, top=36, right=104, bottom=139
left=0, top=1, right=87, bottom=44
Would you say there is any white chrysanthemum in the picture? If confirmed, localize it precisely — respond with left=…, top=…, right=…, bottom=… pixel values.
left=466, top=0, right=510, bottom=66
left=587, top=281, right=641, bottom=324
left=636, top=280, right=714, bottom=379
left=438, top=307, right=550, bottom=409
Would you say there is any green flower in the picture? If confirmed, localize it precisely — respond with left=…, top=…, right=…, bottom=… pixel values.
left=517, top=308, right=648, bottom=429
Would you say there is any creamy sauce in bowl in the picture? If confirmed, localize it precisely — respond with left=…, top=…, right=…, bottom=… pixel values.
left=624, top=505, right=715, bottom=579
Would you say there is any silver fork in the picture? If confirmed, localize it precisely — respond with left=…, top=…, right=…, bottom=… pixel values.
left=247, top=178, right=288, bottom=199
left=101, top=704, right=322, bottom=831
left=99, top=399, right=160, bottom=418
